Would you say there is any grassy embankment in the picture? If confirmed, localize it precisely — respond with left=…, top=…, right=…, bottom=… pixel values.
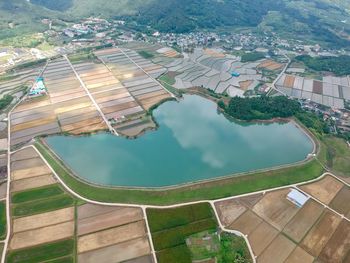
left=0, top=201, right=6, bottom=240
left=322, top=136, right=350, bottom=178
left=6, top=239, right=74, bottom=263
left=11, top=184, right=75, bottom=217
left=34, top=140, right=323, bottom=205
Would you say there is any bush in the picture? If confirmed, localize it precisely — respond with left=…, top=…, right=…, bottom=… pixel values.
left=225, top=95, right=300, bottom=121
left=0, top=94, right=13, bottom=110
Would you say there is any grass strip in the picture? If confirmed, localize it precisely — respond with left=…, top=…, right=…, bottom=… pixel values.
left=11, top=185, right=64, bottom=204
left=152, top=218, right=217, bottom=250
left=6, top=239, right=74, bottom=263
left=12, top=194, right=74, bottom=217
left=35, top=141, right=324, bottom=205
left=157, top=244, right=192, bottom=263
left=147, top=203, right=213, bottom=232
left=43, top=256, right=74, bottom=263
left=0, top=201, right=6, bottom=239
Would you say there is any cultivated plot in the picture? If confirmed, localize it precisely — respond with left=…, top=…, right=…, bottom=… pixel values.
left=214, top=180, right=350, bottom=263
left=77, top=203, right=153, bottom=263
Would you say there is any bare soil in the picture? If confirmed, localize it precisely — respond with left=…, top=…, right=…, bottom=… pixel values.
left=78, top=207, right=143, bottom=236
left=11, top=174, right=55, bottom=192
left=283, top=200, right=324, bottom=242
left=78, top=237, right=151, bottom=263
left=257, top=234, right=296, bottom=263
left=301, top=210, right=342, bottom=257
left=300, top=176, right=344, bottom=205
left=329, top=186, right=350, bottom=217
left=13, top=207, right=74, bottom=233
left=318, top=219, right=350, bottom=263
left=11, top=165, right=51, bottom=181
left=78, top=221, right=147, bottom=253
left=252, top=189, right=299, bottom=230
left=248, top=221, right=279, bottom=256
left=228, top=210, right=262, bottom=235
left=284, top=247, right=314, bottom=263
left=10, top=221, right=74, bottom=250
left=215, top=199, right=247, bottom=227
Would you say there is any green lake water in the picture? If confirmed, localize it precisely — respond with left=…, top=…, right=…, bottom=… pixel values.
left=46, top=95, right=314, bottom=187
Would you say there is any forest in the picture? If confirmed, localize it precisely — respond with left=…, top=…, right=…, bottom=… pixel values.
left=295, top=55, right=350, bottom=76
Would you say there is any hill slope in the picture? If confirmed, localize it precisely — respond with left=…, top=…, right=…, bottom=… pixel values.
left=2, top=0, right=350, bottom=47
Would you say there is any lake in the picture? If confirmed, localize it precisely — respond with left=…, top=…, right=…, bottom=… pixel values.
left=46, top=95, right=314, bottom=188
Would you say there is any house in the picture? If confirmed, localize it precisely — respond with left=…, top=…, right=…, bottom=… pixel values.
left=287, top=189, right=309, bottom=208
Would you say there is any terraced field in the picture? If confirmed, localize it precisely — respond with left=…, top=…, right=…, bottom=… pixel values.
left=95, top=48, right=171, bottom=111
left=154, top=48, right=265, bottom=97
left=276, top=74, right=350, bottom=108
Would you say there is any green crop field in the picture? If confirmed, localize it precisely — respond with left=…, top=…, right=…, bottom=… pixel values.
left=147, top=203, right=217, bottom=263
left=11, top=185, right=64, bottom=204
left=6, top=239, right=74, bottom=263
left=10, top=181, right=75, bottom=217
left=0, top=201, right=6, bottom=239
left=12, top=193, right=74, bottom=217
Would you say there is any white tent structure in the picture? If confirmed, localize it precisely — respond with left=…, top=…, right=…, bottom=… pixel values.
left=287, top=189, right=309, bottom=208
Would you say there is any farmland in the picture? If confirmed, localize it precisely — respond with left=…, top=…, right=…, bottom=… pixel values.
left=214, top=173, right=350, bottom=263
left=147, top=203, right=252, bottom=263
left=155, top=48, right=268, bottom=97
left=275, top=73, right=350, bottom=109
left=6, top=146, right=155, bottom=263
left=2, top=42, right=350, bottom=263
left=77, top=203, right=153, bottom=263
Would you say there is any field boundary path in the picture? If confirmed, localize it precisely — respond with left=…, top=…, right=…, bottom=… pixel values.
left=64, top=55, right=117, bottom=135
left=117, top=47, right=176, bottom=99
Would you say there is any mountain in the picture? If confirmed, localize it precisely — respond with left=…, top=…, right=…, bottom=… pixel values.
left=1, top=0, right=350, bottom=47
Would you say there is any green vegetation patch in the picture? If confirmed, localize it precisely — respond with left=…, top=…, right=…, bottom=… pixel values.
left=0, top=95, right=14, bottom=111
left=34, top=141, right=324, bottom=205
left=157, top=244, right=192, bottom=263
left=241, top=52, right=265, bottom=63
left=6, top=239, right=74, bottom=263
left=296, top=55, right=350, bottom=76
left=217, top=233, right=252, bottom=263
left=0, top=201, right=6, bottom=239
left=12, top=194, right=74, bottom=217
left=152, top=218, right=217, bottom=250
left=148, top=203, right=213, bottom=232
left=11, top=184, right=64, bottom=204
left=322, top=136, right=350, bottom=177
left=147, top=203, right=217, bottom=263
left=222, top=96, right=330, bottom=137
left=187, top=231, right=252, bottom=263
left=187, top=231, right=220, bottom=260
left=222, top=95, right=300, bottom=121
left=137, top=50, right=154, bottom=59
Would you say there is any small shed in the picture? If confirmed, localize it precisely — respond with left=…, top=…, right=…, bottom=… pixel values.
left=287, top=189, right=309, bottom=208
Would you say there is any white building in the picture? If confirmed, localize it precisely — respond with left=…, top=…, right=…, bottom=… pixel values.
left=287, top=189, right=309, bottom=208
